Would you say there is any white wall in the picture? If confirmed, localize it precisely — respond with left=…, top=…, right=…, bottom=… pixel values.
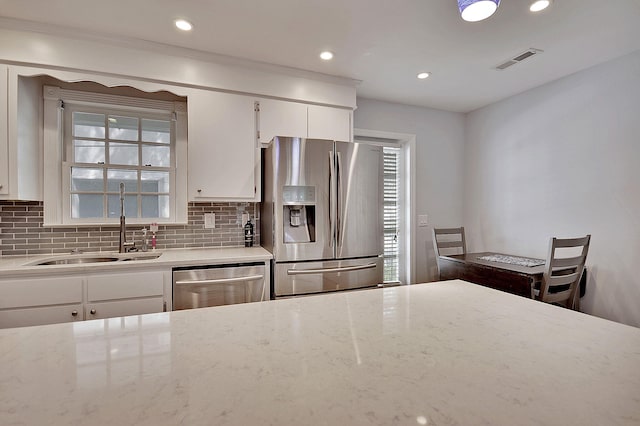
left=354, top=98, right=466, bottom=284
left=464, top=50, right=640, bottom=327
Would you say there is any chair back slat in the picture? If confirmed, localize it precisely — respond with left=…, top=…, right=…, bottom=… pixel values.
left=551, top=256, right=585, bottom=268
left=549, top=273, right=580, bottom=287
left=553, top=236, right=590, bottom=248
left=434, top=228, right=465, bottom=235
left=538, top=234, right=591, bottom=310
left=544, top=290, right=573, bottom=304
left=436, top=241, right=465, bottom=249
left=432, top=226, right=467, bottom=279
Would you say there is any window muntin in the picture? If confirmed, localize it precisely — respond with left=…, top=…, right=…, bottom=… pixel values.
left=65, top=105, right=174, bottom=222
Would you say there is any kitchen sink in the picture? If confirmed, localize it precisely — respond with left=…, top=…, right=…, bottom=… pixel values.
left=29, top=253, right=162, bottom=266
left=35, top=256, right=120, bottom=265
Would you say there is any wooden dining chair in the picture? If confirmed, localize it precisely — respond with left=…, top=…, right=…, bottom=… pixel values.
left=535, top=235, right=591, bottom=310
left=432, top=227, right=466, bottom=279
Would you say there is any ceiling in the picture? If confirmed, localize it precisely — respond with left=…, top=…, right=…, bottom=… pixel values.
left=1, top=0, right=639, bottom=112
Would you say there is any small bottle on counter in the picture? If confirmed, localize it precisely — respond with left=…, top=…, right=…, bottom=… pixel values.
left=150, top=222, right=158, bottom=250
left=244, top=218, right=254, bottom=247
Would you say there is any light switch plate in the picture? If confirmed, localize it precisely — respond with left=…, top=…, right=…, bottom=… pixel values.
left=418, top=214, right=429, bottom=227
left=204, top=213, right=215, bottom=229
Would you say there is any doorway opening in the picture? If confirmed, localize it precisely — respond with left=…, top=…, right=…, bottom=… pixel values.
left=354, top=129, right=415, bottom=284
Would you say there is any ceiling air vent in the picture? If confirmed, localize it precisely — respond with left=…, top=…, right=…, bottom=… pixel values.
left=495, top=48, right=543, bottom=70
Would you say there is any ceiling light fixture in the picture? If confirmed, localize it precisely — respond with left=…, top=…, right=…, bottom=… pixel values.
left=529, top=0, right=551, bottom=12
left=175, top=19, right=193, bottom=31
left=320, top=51, right=334, bottom=61
left=457, top=0, right=500, bottom=22
left=417, top=72, right=431, bottom=79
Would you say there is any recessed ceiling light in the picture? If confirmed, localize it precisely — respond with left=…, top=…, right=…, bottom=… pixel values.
left=529, top=0, right=551, bottom=12
left=175, top=19, right=193, bottom=31
left=417, top=72, right=431, bottom=79
left=320, top=51, right=334, bottom=61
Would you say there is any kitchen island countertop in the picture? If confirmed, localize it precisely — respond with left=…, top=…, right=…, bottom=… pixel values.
left=1, top=280, right=639, bottom=425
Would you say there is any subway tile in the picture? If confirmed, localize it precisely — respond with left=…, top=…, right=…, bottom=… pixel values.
left=3, top=250, right=27, bottom=255
left=1, top=201, right=258, bottom=255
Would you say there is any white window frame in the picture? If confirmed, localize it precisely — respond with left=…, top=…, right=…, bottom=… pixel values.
left=354, top=129, right=416, bottom=284
left=43, top=85, right=188, bottom=226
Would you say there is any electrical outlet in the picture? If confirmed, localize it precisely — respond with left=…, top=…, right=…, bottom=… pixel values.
left=242, top=213, right=250, bottom=225
left=204, top=213, right=215, bottom=229
left=418, top=214, right=429, bottom=227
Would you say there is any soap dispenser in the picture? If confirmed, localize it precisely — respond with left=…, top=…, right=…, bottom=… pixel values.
left=141, top=227, right=149, bottom=252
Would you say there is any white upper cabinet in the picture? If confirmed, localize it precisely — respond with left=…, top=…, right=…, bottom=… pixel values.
left=187, top=90, right=259, bottom=201
left=257, top=99, right=353, bottom=145
left=307, top=105, right=352, bottom=142
left=0, top=67, right=41, bottom=200
left=0, top=66, right=7, bottom=196
left=256, top=99, right=308, bottom=144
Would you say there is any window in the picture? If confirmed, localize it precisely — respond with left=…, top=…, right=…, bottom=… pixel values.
left=43, top=84, right=187, bottom=225
left=383, top=146, right=401, bottom=283
left=64, top=106, right=173, bottom=220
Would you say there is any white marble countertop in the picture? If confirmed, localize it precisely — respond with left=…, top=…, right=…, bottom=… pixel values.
left=1, top=279, right=639, bottom=425
left=0, top=246, right=272, bottom=277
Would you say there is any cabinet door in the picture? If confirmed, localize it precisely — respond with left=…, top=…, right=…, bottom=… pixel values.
left=0, top=276, right=83, bottom=309
left=188, top=90, right=257, bottom=200
left=0, top=304, right=83, bottom=328
left=87, top=271, right=165, bottom=302
left=86, top=297, right=165, bottom=320
left=308, top=105, right=352, bottom=142
left=0, top=65, right=8, bottom=195
left=257, top=99, right=307, bottom=144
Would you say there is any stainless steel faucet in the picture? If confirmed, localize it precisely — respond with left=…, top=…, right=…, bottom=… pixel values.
left=118, top=182, right=135, bottom=253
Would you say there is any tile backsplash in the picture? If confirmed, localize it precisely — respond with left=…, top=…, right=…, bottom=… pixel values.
left=0, top=201, right=260, bottom=256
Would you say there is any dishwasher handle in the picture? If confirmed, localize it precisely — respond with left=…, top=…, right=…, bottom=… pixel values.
left=287, top=262, right=377, bottom=275
left=175, top=275, right=264, bottom=286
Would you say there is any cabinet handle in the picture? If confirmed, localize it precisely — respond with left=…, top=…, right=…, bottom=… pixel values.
left=90, top=309, right=96, bottom=315
left=71, top=310, right=78, bottom=317
left=0, top=184, right=3, bottom=190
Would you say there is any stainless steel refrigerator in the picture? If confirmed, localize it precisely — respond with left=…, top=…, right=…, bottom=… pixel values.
left=261, top=136, right=383, bottom=298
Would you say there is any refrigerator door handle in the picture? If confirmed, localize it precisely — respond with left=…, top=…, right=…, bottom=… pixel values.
left=336, top=151, right=342, bottom=248
left=287, top=262, right=377, bottom=275
left=329, top=150, right=336, bottom=249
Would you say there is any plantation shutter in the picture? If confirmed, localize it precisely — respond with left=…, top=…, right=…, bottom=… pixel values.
left=383, top=147, right=400, bottom=283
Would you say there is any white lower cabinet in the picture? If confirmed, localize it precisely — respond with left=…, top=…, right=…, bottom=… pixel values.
left=0, top=269, right=168, bottom=329
left=86, top=298, right=164, bottom=320
left=86, top=270, right=166, bottom=320
left=0, top=304, right=84, bottom=328
left=0, top=276, right=83, bottom=328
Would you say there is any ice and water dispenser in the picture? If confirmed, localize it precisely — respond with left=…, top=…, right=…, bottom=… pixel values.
left=282, top=185, right=316, bottom=243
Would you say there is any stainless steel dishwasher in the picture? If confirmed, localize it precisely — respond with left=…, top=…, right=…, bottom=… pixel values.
left=172, top=263, right=266, bottom=310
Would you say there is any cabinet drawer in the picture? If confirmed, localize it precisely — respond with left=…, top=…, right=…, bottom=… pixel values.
left=0, top=276, right=83, bottom=309
left=0, top=303, right=83, bottom=329
left=87, top=271, right=164, bottom=302
left=86, top=297, right=164, bottom=320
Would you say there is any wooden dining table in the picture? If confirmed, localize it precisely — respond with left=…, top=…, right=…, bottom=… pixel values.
left=438, top=252, right=588, bottom=305
left=438, top=252, right=547, bottom=298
